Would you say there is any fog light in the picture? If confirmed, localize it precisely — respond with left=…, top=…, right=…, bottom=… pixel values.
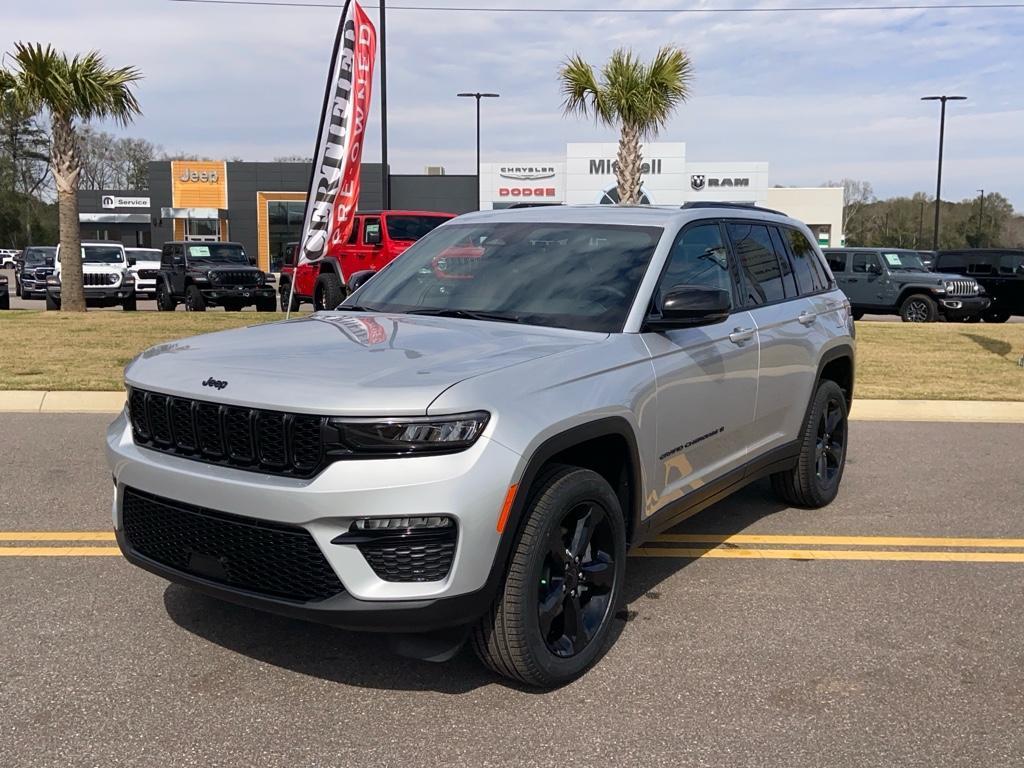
left=353, top=516, right=453, bottom=531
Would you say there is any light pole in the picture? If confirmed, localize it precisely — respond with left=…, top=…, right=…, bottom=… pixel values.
left=921, top=95, right=966, bottom=251
left=457, top=92, right=500, bottom=210
left=976, top=188, right=985, bottom=247
left=379, top=0, right=390, bottom=208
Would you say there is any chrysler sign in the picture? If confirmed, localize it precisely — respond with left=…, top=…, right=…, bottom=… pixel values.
left=101, top=195, right=151, bottom=209
left=499, top=165, right=556, bottom=181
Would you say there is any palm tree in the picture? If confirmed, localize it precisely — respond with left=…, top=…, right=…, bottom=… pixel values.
left=559, top=47, right=692, bottom=205
left=0, top=43, right=141, bottom=311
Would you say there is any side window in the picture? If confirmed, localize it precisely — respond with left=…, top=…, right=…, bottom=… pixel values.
left=826, top=251, right=848, bottom=273
left=851, top=253, right=879, bottom=274
left=727, top=222, right=786, bottom=305
left=656, top=222, right=732, bottom=308
left=937, top=252, right=966, bottom=272
left=967, top=252, right=996, bottom=275
left=999, top=252, right=1024, bottom=276
left=785, top=227, right=827, bottom=293
left=769, top=227, right=798, bottom=297
left=348, top=218, right=361, bottom=245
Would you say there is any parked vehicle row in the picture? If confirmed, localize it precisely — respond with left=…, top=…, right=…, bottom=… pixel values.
left=155, top=241, right=276, bottom=312
left=933, top=249, right=1024, bottom=323
left=823, top=247, right=988, bottom=322
left=0, top=248, right=20, bottom=269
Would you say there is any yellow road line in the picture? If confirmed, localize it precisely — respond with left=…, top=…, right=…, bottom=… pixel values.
left=632, top=547, right=1024, bottom=563
left=0, top=546, right=121, bottom=557
left=0, top=531, right=116, bottom=542
left=654, top=533, right=1024, bottom=549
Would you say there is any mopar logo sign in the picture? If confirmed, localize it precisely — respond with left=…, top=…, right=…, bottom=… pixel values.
left=101, top=195, right=151, bottom=209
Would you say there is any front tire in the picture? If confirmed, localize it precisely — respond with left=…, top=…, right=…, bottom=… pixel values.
left=279, top=281, right=301, bottom=312
left=156, top=283, right=176, bottom=311
left=45, top=292, right=60, bottom=311
left=256, top=296, right=277, bottom=313
left=899, top=294, right=937, bottom=323
left=185, top=285, right=206, bottom=312
left=122, top=296, right=137, bottom=311
left=771, top=379, right=849, bottom=508
left=314, top=272, right=345, bottom=311
left=471, top=466, right=626, bottom=688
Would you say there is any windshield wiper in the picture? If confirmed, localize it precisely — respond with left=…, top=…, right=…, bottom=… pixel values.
left=338, top=303, right=378, bottom=312
left=405, top=308, right=522, bottom=324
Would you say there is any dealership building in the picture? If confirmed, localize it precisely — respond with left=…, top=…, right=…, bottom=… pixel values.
left=77, top=144, right=843, bottom=272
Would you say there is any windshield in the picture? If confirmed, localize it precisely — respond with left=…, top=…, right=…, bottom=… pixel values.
left=127, top=249, right=160, bottom=261
left=881, top=251, right=926, bottom=271
left=23, top=248, right=55, bottom=266
left=81, top=245, right=125, bottom=264
left=187, top=244, right=249, bottom=264
left=385, top=215, right=451, bottom=241
left=346, top=221, right=663, bottom=333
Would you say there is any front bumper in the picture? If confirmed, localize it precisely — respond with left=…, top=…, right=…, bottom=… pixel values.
left=134, top=278, right=156, bottom=298
left=938, top=296, right=990, bottom=319
left=48, top=285, right=135, bottom=300
left=19, top=279, right=47, bottom=297
left=105, top=409, right=521, bottom=630
left=199, top=285, right=275, bottom=301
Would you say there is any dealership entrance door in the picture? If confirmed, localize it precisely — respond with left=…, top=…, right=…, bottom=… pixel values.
left=186, top=218, right=220, bottom=242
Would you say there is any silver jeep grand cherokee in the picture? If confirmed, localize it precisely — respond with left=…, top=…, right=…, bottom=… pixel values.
left=107, top=203, right=855, bottom=687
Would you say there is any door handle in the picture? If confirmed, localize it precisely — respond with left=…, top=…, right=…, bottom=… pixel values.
left=798, top=311, right=817, bottom=326
left=728, top=327, right=755, bottom=345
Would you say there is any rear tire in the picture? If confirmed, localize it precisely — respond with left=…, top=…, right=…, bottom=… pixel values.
left=156, top=283, right=176, bottom=311
left=899, top=294, right=937, bottom=323
left=314, top=272, right=345, bottom=311
left=185, top=285, right=206, bottom=312
left=279, top=281, right=301, bottom=312
left=45, top=292, right=60, bottom=311
left=122, top=296, right=137, bottom=311
left=471, top=466, right=626, bottom=688
left=0, top=294, right=8, bottom=310
left=771, top=379, right=849, bottom=509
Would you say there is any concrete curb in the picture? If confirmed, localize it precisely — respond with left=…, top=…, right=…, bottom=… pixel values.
left=0, top=391, right=1023, bottom=423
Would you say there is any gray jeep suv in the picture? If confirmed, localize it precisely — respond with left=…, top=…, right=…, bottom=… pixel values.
left=107, top=203, right=855, bottom=687
left=824, top=247, right=987, bottom=322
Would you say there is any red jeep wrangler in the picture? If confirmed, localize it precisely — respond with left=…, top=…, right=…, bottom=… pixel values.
left=279, top=210, right=455, bottom=311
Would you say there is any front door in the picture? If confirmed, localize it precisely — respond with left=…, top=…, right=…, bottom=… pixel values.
left=848, top=252, right=886, bottom=308
left=171, top=244, right=187, bottom=294
left=641, top=221, right=759, bottom=515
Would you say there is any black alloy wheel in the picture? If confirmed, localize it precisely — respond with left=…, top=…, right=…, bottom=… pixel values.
left=537, top=502, right=617, bottom=658
left=815, top=395, right=847, bottom=486
left=900, top=294, right=936, bottom=323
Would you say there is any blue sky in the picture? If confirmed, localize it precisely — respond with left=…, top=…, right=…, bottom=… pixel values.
left=4, top=0, right=1023, bottom=207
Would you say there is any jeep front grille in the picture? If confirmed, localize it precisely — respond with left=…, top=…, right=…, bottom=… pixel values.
left=84, top=272, right=118, bottom=287
left=138, top=269, right=159, bottom=279
left=212, top=270, right=260, bottom=286
left=121, top=486, right=344, bottom=602
left=128, top=388, right=326, bottom=478
left=945, top=279, right=978, bottom=297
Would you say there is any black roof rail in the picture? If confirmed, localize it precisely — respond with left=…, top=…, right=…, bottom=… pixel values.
left=681, top=201, right=787, bottom=216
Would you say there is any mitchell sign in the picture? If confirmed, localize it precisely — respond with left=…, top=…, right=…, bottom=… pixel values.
left=589, top=158, right=663, bottom=175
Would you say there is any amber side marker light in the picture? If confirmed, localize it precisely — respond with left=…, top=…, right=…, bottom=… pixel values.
left=496, top=484, right=518, bottom=534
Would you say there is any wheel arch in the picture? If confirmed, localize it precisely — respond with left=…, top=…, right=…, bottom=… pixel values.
left=816, top=344, right=855, bottom=404
left=895, top=285, right=936, bottom=307
left=317, top=258, right=346, bottom=284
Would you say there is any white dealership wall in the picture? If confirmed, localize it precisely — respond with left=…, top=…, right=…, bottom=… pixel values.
left=479, top=142, right=842, bottom=244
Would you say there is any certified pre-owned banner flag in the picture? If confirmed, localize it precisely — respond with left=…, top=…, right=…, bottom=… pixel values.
left=288, top=0, right=376, bottom=316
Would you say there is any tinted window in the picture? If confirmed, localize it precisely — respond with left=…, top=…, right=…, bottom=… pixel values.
left=386, top=215, right=450, bottom=241
left=1000, top=252, right=1024, bottom=276
left=728, top=223, right=786, bottom=305
left=349, top=222, right=663, bottom=333
left=22, top=247, right=55, bottom=266
left=769, top=227, right=798, bottom=297
left=852, top=253, right=879, bottom=274
left=658, top=223, right=732, bottom=308
left=936, top=252, right=966, bottom=271
left=825, top=251, right=848, bottom=273
left=786, top=228, right=827, bottom=291
left=967, top=252, right=997, bottom=275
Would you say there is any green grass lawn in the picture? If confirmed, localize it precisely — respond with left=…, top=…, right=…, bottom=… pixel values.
left=0, top=310, right=1022, bottom=399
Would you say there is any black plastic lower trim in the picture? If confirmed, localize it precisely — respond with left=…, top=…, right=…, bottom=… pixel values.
left=117, top=528, right=493, bottom=632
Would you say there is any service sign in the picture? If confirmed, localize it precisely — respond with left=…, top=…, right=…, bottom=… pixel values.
left=101, top=195, right=151, bottom=209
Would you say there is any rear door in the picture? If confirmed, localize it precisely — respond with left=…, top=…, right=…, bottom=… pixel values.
left=727, top=221, right=821, bottom=455
left=171, top=244, right=187, bottom=294
left=642, top=220, right=759, bottom=512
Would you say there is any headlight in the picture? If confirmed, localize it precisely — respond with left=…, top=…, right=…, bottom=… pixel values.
left=192, top=273, right=209, bottom=283
left=328, top=412, right=490, bottom=456
left=46, top=275, right=60, bottom=286
left=933, top=283, right=947, bottom=293
left=256, top=272, right=266, bottom=285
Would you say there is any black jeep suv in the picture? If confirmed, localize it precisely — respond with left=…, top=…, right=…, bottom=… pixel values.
left=934, top=249, right=1024, bottom=323
left=156, top=241, right=276, bottom=312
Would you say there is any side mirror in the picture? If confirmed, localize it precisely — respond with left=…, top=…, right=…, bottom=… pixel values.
left=249, top=256, right=258, bottom=267
left=127, top=256, right=137, bottom=267
left=364, top=226, right=382, bottom=247
left=347, top=269, right=377, bottom=292
left=868, top=263, right=883, bottom=275
left=647, top=285, right=732, bottom=330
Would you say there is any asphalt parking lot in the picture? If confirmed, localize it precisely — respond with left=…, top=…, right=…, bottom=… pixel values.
left=1, top=414, right=1022, bottom=767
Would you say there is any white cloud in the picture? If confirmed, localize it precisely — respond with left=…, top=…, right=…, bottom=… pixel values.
left=2, top=0, right=1022, bottom=207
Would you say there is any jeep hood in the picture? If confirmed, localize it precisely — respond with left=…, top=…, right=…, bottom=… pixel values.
left=125, top=311, right=604, bottom=416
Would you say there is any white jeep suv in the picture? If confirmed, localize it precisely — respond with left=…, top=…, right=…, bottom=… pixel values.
left=49, top=242, right=136, bottom=310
